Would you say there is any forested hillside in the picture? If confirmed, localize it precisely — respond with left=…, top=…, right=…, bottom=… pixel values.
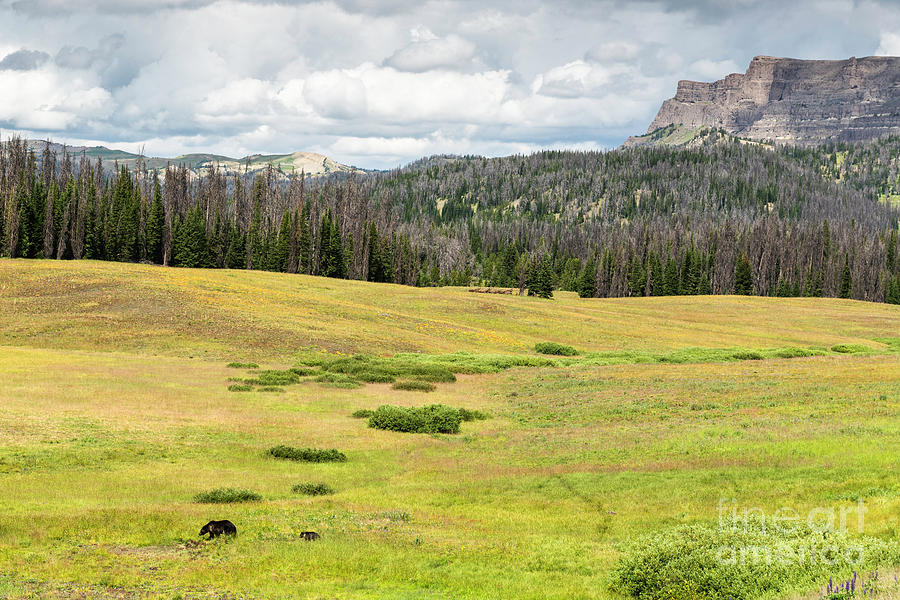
left=1, top=134, right=899, bottom=303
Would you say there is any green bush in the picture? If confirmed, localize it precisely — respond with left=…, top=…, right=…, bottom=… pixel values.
left=289, top=367, right=318, bottom=377
left=392, top=380, right=436, bottom=392
left=367, top=405, right=422, bottom=433
left=194, top=487, right=261, bottom=503
left=257, top=386, right=284, bottom=392
left=255, top=370, right=301, bottom=386
left=314, top=372, right=363, bottom=388
left=368, top=404, right=462, bottom=434
left=831, top=344, right=872, bottom=354
left=292, top=482, right=335, bottom=496
left=267, top=445, right=347, bottom=463
left=458, top=408, right=489, bottom=421
left=534, top=342, right=578, bottom=356
left=351, top=409, right=374, bottom=418
left=731, top=351, right=763, bottom=360
left=227, top=362, right=259, bottom=369
left=611, top=517, right=900, bottom=600
left=319, top=355, right=456, bottom=384
left=227, top=384, right=253, bottom=392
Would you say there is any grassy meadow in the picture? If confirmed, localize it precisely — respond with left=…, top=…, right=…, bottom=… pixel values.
left=1, top=259, right=900, bottom=599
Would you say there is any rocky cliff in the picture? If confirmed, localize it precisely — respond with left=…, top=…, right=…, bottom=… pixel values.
left=644, top=55, right=900, bottom=144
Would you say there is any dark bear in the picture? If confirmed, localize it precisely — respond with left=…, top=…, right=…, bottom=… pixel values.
left=199, top=520, right=237, bottom=539
left=299, top=531, right=320, bottom=541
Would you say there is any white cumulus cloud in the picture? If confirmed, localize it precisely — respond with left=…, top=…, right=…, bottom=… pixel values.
left=385, top=28, right=477, bottom=72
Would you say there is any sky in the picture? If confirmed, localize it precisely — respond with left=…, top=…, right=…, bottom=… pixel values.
left=1, top=0, right=900, bottom=169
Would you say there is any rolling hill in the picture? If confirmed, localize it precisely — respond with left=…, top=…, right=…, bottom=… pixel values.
left=22, top=139, right=360, bottom=178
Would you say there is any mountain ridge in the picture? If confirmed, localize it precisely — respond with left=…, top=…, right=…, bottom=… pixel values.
left=633, top=54, right=900, bottom=146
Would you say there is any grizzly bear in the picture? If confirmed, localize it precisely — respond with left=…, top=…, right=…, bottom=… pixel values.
left=299, top=531, right=320, bottom=541
left=199, top=520, right=237, bottom=539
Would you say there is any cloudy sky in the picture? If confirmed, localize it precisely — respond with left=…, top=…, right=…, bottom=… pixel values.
left=1, top=0, right=899, bottom=168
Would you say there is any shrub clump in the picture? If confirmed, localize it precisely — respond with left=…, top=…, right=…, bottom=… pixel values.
left=227, top=384, right=253, bottom=392
left=611, top=517, right=900, bottom=600
left=392, top=380, right=436, bottom=392
left=534, top=342, right=578, bottom=356
left=292, top=482, right=335, bottom=496
left=257, top=386, right=284, bottom=393
left=315, top=372, right=364, bottom=389
left=351, top=409, right=374, bottom=419
left=731, top=350, right=764, bottom=360
left=458, top=408, right=489, bottom=421
left=289, top=367, right=318, bottom=377
left=320, top=355, right=456, bottom=384
left=831, top=344, right=872, bottom=354
left=194, top=487, right=261, bottom=503
left=267, top=445, right=347, bottom=463
left=227, top=362, right=259, bottom=369
left=254, top=370, right=301, bottom=386
left=368, top=404, right=462, bottom=434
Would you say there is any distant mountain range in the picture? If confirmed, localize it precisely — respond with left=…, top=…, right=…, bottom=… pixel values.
left=627, top=55, right=900, bottom=147
left=22, top=139, right=359, bottom=178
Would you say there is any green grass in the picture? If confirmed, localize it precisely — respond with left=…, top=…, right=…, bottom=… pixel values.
left=1, top=260, right=900, bottom=598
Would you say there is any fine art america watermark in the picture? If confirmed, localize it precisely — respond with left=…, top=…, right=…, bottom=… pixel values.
left=714, top=497, right=869, bottom=566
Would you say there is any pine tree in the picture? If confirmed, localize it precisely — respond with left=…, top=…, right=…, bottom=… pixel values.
left=734, top=255, right=753, bottom=295
left=839, top=254, right=852, bottom=299
left=318, top=211, right=345, bottom=278
left=528, top=255, right=554, bottom=298
left=663, top=258, right=680, bottom=295
left=173, top=206, right=209, bottom=268
left=886, top=275, right=900, bottom=305
left=275, top=211, right=292, bottom=272
left=298, top=202, right=311, bottom=274
left=577, top=256, right=598, bottom=298
left=145, top=176, right=164, bottom=263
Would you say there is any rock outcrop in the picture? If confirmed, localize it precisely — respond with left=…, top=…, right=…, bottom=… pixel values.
left=645, top=55, right=900, bottom=144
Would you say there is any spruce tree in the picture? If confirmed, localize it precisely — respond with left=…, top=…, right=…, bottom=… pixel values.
left=734, top=255, right=753, bottom=295
left=145, top=178, right=164, bottom=264
left=173, top=206, right=209, bottom=268
left=839, top=255, right=852, bottom=299
left=528, top=255, right=554, bottom=298
left=298, top=202, right=311, bottom=274
left=275, top=211, right=292, bottom=272
left=577, top=256, right=597, bottom=298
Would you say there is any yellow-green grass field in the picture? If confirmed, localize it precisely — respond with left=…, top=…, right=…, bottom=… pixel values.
left=1, top=259, right=899, bottom=599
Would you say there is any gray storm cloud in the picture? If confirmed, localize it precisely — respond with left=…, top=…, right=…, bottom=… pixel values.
left=0, top=48, right=51, bottom=70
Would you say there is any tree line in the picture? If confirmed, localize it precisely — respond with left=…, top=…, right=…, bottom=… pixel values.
left=1, top=134, right=898, bottom=304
